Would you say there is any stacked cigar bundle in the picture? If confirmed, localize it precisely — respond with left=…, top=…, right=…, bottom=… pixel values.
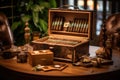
left=51, top=16, right=65, bottom=31
left=67, top=18, right=88, bottom=33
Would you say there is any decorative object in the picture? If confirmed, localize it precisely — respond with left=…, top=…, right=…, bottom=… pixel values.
left=28, top=50, right=53, bottom=66
left=32, top=63, right=68, bottom=72
left=17, top=51, right=27, bottom=63
left=32, top=31, right=41, bottom=40
left=97, top=13, right=120, bottom=61
left=24, top=22, right=31, bottom=44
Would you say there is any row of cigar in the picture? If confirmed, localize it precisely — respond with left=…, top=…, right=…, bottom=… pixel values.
left=51, top=16, right=64, bottom=31
left=51, top=16, right=89, bottom=33
left=67, top=18, right=88, bottom=33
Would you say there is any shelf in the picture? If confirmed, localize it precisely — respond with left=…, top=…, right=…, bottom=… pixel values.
left=0, top=0, right=17, bottom=26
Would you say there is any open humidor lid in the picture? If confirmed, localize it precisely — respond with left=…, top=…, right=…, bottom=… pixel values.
left=48, top=8, right=96, bottom=40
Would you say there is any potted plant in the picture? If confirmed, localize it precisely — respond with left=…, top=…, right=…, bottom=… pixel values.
left=11, top=0, right=57, bottom=46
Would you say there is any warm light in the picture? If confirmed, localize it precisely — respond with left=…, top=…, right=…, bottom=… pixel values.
left=87, top=0, right=94, bottom=10
left=78, top=0, right=84, bottom=6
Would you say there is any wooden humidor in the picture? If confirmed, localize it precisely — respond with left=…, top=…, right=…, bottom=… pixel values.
left=28, top=50, right=53, bottom=66
left=31, top=8, right=96, bottom=63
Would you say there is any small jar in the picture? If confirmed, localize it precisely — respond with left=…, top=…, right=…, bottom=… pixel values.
left=32, top=31, right=40, bottom=40
left=17, top=51, right=27, bottom=63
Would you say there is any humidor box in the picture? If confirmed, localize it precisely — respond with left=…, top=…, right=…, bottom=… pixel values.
left=31, top=8, right=96, bottom=63
left=28, top=50, right=53, bottom=66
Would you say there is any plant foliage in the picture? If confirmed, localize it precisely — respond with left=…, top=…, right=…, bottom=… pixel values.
left=11, top=0, right=56, bottom=45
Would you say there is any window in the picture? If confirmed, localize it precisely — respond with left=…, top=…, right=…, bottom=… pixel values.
left=77, top=0, right=111, bottom=35
left=0, top=0, right=17, bottom=26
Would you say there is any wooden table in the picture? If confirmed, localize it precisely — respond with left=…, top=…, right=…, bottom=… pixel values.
left=0, top=46, right=120, bottom=80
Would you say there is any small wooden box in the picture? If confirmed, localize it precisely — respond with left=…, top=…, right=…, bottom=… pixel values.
left=28, top=50, right=53, bottom=66
left=31, top=8, right=96, bottom=63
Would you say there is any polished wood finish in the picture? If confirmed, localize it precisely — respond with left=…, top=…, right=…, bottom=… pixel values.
left=31, top=9, right=96, bottom=63
left=0, top=46, right=120, bottom=80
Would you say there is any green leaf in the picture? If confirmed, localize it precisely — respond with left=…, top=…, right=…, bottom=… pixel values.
left=49, top=0, right=57, bottom=8
left=11, top=21, right=21, bottom=32
left=26, top=0, right=33, bottom=11
left=31, top=4, right=44, bottom=12
left=21, top=15, right=31, bottom=22
left=39, top=2, right=50, bottom=8
left=32, top=11, right=39, bottom=26
left=39, top=19, right=48, bottom=33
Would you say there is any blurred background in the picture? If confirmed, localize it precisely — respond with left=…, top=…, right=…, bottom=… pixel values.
left=0, top=0, right=120, bottom=46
